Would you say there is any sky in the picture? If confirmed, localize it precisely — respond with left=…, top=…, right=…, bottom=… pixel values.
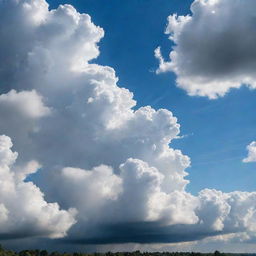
left=46, top=0, right=256, bottom=195
left=1, top=0, right=256, bottom=253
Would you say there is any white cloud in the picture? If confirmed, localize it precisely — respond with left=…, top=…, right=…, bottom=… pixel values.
left=243, top=141, right=256, bottom=163
left=0, top=0, right=256, bottom=248
left=0, top=90, right=50, bottom=119
left=56, top=158, right=198, bottom=229
left=0, top=135, right=76, bottom=239
left=156, top=0, right=256, bottom=99
left=198, top=189, right=256, bottom=234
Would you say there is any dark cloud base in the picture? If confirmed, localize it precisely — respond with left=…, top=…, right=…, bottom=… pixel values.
left=62, top=222, right=222, bottom=245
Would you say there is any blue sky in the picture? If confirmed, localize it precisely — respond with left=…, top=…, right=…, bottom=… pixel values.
left=2, top=0, right=256, bottom=252
left=47, top=0, right=256, bottom=194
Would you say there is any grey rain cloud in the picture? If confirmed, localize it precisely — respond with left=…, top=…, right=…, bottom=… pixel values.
left=155, top=0, right=256, bottom=98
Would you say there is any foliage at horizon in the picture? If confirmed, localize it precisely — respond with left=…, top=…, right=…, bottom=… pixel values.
left=0, top=245, right=255, bottom=256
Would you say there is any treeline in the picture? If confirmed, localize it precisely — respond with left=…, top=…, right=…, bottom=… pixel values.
left=0, top=246, right=255, bottom=256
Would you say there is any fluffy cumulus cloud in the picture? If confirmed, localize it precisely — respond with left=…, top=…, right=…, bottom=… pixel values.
left=1, top=0, right=256, bottom=250
left=0, top=135, right=76, bottom=239
left=155, top=0, right=256, bottom=99
left=243, top=141, right=256, bottom=163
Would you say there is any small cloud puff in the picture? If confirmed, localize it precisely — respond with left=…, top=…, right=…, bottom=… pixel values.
left=243, top=141, right=256, bottom=163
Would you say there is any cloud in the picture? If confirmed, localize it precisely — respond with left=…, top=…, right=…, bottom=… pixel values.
left=0, top=0, right=256, bottom=249
left=54, top=158, right=199, bottom=242
left=243, top=141, right=256, bottom=163
left=155, top=0, right=256, bottom=99
left=0, top=90, right=50, bottom=119
left=0, top=135, right=76, bottom=239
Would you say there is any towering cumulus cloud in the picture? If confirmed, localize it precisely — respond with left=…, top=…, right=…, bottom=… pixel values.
left=1, top=0, right=256, bottom=249
left=155, top=0, right=256, bottom=99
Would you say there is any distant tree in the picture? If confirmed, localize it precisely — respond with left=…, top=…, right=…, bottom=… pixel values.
left=51, top=252, right=61, bottom=256
left=214, top=251, right=221, bottom=256
left=40, top=250, right=48, bottom=256
left=34, top=250, right=40, bottom=256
